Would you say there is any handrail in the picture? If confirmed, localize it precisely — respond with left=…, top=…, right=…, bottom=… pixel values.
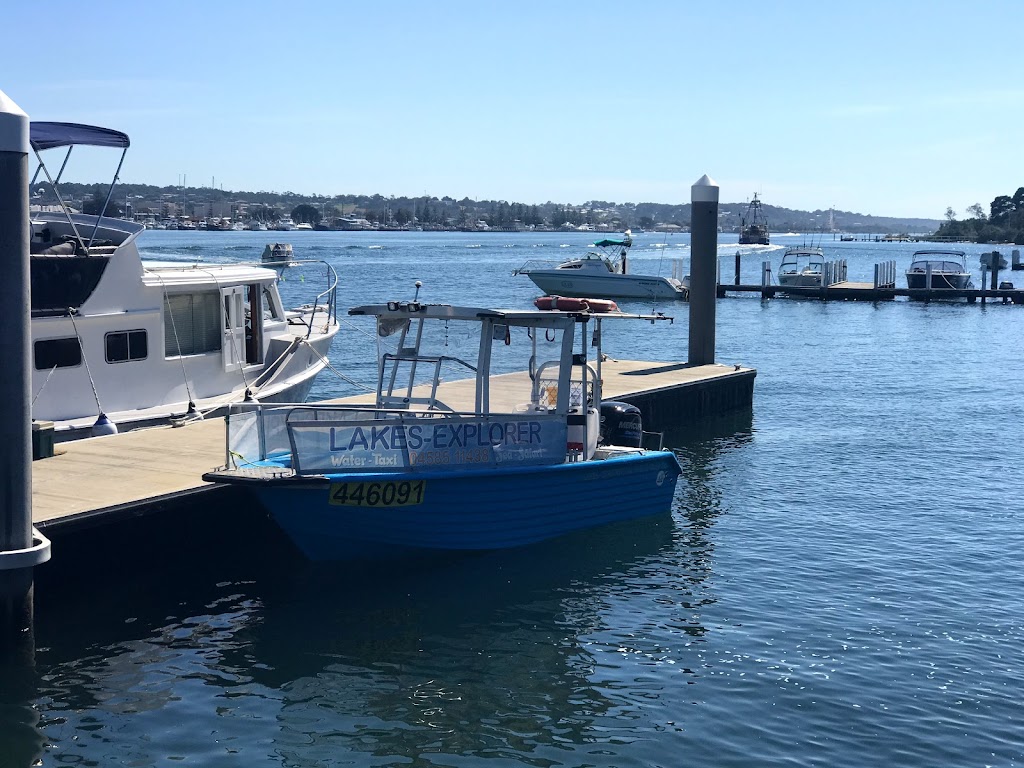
left=300, top=260, right=339, bottom=339
left=381, top=352, right=477, bottom=372
left=258, top=259, right=338, bottom=339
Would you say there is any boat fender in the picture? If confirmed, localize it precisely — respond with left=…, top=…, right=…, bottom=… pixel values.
left=91, top=413, right=118, bottom=437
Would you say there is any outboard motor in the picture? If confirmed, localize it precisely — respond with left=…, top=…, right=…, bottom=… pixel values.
left=599, top=401, right=642, bottom=448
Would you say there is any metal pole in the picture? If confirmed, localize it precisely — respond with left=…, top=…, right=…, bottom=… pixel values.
left=0, top=89, right=36, bottom=657
left=688, top=175, right=719, bottom=365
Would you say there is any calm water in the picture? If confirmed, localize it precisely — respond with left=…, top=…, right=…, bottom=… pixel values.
left=5, top=231, right=1024, bottom=767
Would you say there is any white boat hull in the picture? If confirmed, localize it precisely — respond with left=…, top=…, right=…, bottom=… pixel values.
left=778, top=273, right=823, bottom=288
left=29, top=213, right=340, bottom=442
left=525, top=271, right=687, bottom=300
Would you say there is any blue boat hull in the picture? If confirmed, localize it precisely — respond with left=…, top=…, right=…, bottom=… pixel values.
left=253, top=452, right=682, bottom=561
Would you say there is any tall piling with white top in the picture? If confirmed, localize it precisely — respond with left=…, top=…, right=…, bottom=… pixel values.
left=688, top=175, right=719, bottom=365
left=0, top=89, right=41, bottom=657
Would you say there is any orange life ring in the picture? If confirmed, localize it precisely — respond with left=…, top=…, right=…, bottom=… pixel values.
left=534, top=295, right=590, bottom=311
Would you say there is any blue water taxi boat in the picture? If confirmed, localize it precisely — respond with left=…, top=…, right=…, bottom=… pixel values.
left=204, top=301, right=682, bottom=561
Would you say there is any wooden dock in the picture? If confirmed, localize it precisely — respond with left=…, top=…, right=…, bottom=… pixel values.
left=718, top=283, right=1024, bottom=302
left=32, top=360, right=755, bottom=532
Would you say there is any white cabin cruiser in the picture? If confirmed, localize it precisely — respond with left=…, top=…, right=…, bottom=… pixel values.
left=777, top=246, right=825, bottom=288
left=905, top=250, right=973, bottom=291
left=28, top=122, right=341, bottom=441
left=514, top=233, right=688, bottom=301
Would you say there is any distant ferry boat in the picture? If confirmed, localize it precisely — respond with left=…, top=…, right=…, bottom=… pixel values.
left=739, top=193, right=770, bottom=245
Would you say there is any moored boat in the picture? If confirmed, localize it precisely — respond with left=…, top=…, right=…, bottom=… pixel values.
left=28, top=121, right=341, bottom=441
left=777, top=246, right=825, bottom=287
left=905, top=250, right=973, bottom=291
left=514, top=232, right=688, bottom=300
left=204, top=300, right=682, bottom=561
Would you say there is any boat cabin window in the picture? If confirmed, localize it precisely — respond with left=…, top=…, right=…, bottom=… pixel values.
left=34, top=337, right=81, bottom=370
left=262, top=285, right=285, bottom=320
left=163, top=292, right=222, bottom=356
left=105, top=330, right=148, bottom=363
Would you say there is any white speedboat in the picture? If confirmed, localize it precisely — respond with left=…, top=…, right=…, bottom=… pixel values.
left=905, top=250, right=973, bottom=290
left=778, top=246, right=825, bottom=287
left=28, top=121, right=341, bottom=441
left=514, top=232, right=688, bottom=300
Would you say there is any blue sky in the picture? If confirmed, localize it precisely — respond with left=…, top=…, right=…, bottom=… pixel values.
left=3, top=0, right=1021, bottom=219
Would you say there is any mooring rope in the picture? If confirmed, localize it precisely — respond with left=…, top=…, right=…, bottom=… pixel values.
left=67, top=308, right=106, bottom=416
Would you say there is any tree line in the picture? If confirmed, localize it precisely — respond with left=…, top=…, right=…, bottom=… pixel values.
left=47, top=181, right=937, bottom=233
left=937, top=188, right=1024, bottom=244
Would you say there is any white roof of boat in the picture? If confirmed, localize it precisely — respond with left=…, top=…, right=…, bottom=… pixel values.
left=141, top=261, right=280, bottom=286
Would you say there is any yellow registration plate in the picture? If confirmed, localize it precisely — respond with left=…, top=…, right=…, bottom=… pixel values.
left=328, top=479, right=426, bottom=508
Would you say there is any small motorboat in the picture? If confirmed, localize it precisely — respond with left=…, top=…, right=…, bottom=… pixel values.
left=777, top=246, right=825, bottom=288
left=514, top=232, right=688, bottom=300
left=261, top=242, right=295, bottom=266
left=905, top=250, right=973, bottom=290
left=205, top=300, right=682, bottom=562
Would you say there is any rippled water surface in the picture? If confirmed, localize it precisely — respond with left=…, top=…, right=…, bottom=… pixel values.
left=6, top=231, right=1024, bottom=767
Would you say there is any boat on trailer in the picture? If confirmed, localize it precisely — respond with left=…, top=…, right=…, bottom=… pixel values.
left=905, top=249, right=973, bottom=291
left=28, top=121, right=341, bottom=440
left=205, top=300, right=682, bottom=562
left=514, top=232, right=688, bottom=300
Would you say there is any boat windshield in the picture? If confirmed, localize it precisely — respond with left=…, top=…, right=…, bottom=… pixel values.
left=908, top=260, right=965, bottom=273
left=780, top=251, right=823, bottom=273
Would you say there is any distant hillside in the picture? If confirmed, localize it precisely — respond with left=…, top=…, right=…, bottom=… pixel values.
left=36, top=182, right=939, bottom=234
